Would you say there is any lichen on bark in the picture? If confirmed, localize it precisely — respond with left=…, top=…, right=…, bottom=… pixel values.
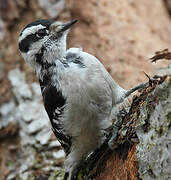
left=136, top=79, right=171, bottom=180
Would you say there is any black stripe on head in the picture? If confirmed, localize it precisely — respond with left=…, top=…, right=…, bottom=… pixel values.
left=20, top=19, right=54, bottom=36
left=19, top=33, right=41, bottom=52
left=19, top=19, right=54, bottom=53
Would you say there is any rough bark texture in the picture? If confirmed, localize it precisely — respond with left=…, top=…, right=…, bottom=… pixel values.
left=0, top=0, right=171, bottom=179
left=136, top=80, right=171, bottom=179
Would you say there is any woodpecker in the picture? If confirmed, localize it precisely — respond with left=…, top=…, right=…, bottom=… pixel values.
left=18, top=19, right=128, bottom=179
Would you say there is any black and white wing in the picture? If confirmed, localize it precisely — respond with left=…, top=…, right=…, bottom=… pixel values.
left=39, top=79, right=71, bottom=155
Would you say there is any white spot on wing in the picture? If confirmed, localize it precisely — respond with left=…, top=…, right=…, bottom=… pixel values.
left=67, top=47, right=83, bottom=54
left=55, top=107, right=61, bottom=114
left=52, top=118, right=59, bottom=124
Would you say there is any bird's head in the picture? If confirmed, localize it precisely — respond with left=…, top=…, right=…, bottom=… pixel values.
left=18, top=19, right=77, bottom=67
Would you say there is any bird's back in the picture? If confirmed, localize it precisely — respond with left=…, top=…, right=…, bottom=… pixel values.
left=66, top=48, right=127, bottom=105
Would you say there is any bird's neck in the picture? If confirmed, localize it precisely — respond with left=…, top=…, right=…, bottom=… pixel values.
left=49, top=33, right=67, bottom=61
left=35, top=34, right=68, bottom=82
left=35, top=54, right=66, bottom=84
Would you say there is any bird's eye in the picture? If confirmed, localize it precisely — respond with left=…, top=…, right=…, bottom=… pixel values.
left=36, top=29, right=47, bottom=38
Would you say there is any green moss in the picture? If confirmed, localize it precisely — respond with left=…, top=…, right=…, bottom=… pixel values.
left=26, top=174, right=34, bottom=180
left=166, top=112, right=171, bottom=122
left=147, top=143, right=154, bottom=151
left=155, top=111, right=171, bottom=136
left=49, top=169, right=65, bottom=180
left=78, top=172, right=84, bottom=180
left=132, top=112, right=138, bottom=120
left=7, top=161, right=14, bottom=167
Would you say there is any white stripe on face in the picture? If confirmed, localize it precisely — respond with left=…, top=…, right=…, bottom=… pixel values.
left=19, top=24, right=46, bottom=43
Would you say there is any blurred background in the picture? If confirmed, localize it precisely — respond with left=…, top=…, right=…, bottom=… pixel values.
left=0, top=0, right=171, bottom=179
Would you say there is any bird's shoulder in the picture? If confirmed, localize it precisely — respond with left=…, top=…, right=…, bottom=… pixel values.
left=66, top=48, right=103, bottom=67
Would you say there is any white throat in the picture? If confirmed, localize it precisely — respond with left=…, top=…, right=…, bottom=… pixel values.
left=47, top=33, right=67, bottom=61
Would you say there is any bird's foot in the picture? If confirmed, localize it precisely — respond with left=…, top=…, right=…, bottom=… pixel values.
left=64, top=170, right=79, bottom=180
left=64, top=161, right=85, bottom=180
left=124, top=82, right=148, bottom=98
left=70, top=165, right=81, bottom=180
left=64, top=172, right=69, bottom=180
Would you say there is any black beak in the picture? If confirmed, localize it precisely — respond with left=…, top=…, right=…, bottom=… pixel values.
left=61, top=19, right=78, bottom=31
